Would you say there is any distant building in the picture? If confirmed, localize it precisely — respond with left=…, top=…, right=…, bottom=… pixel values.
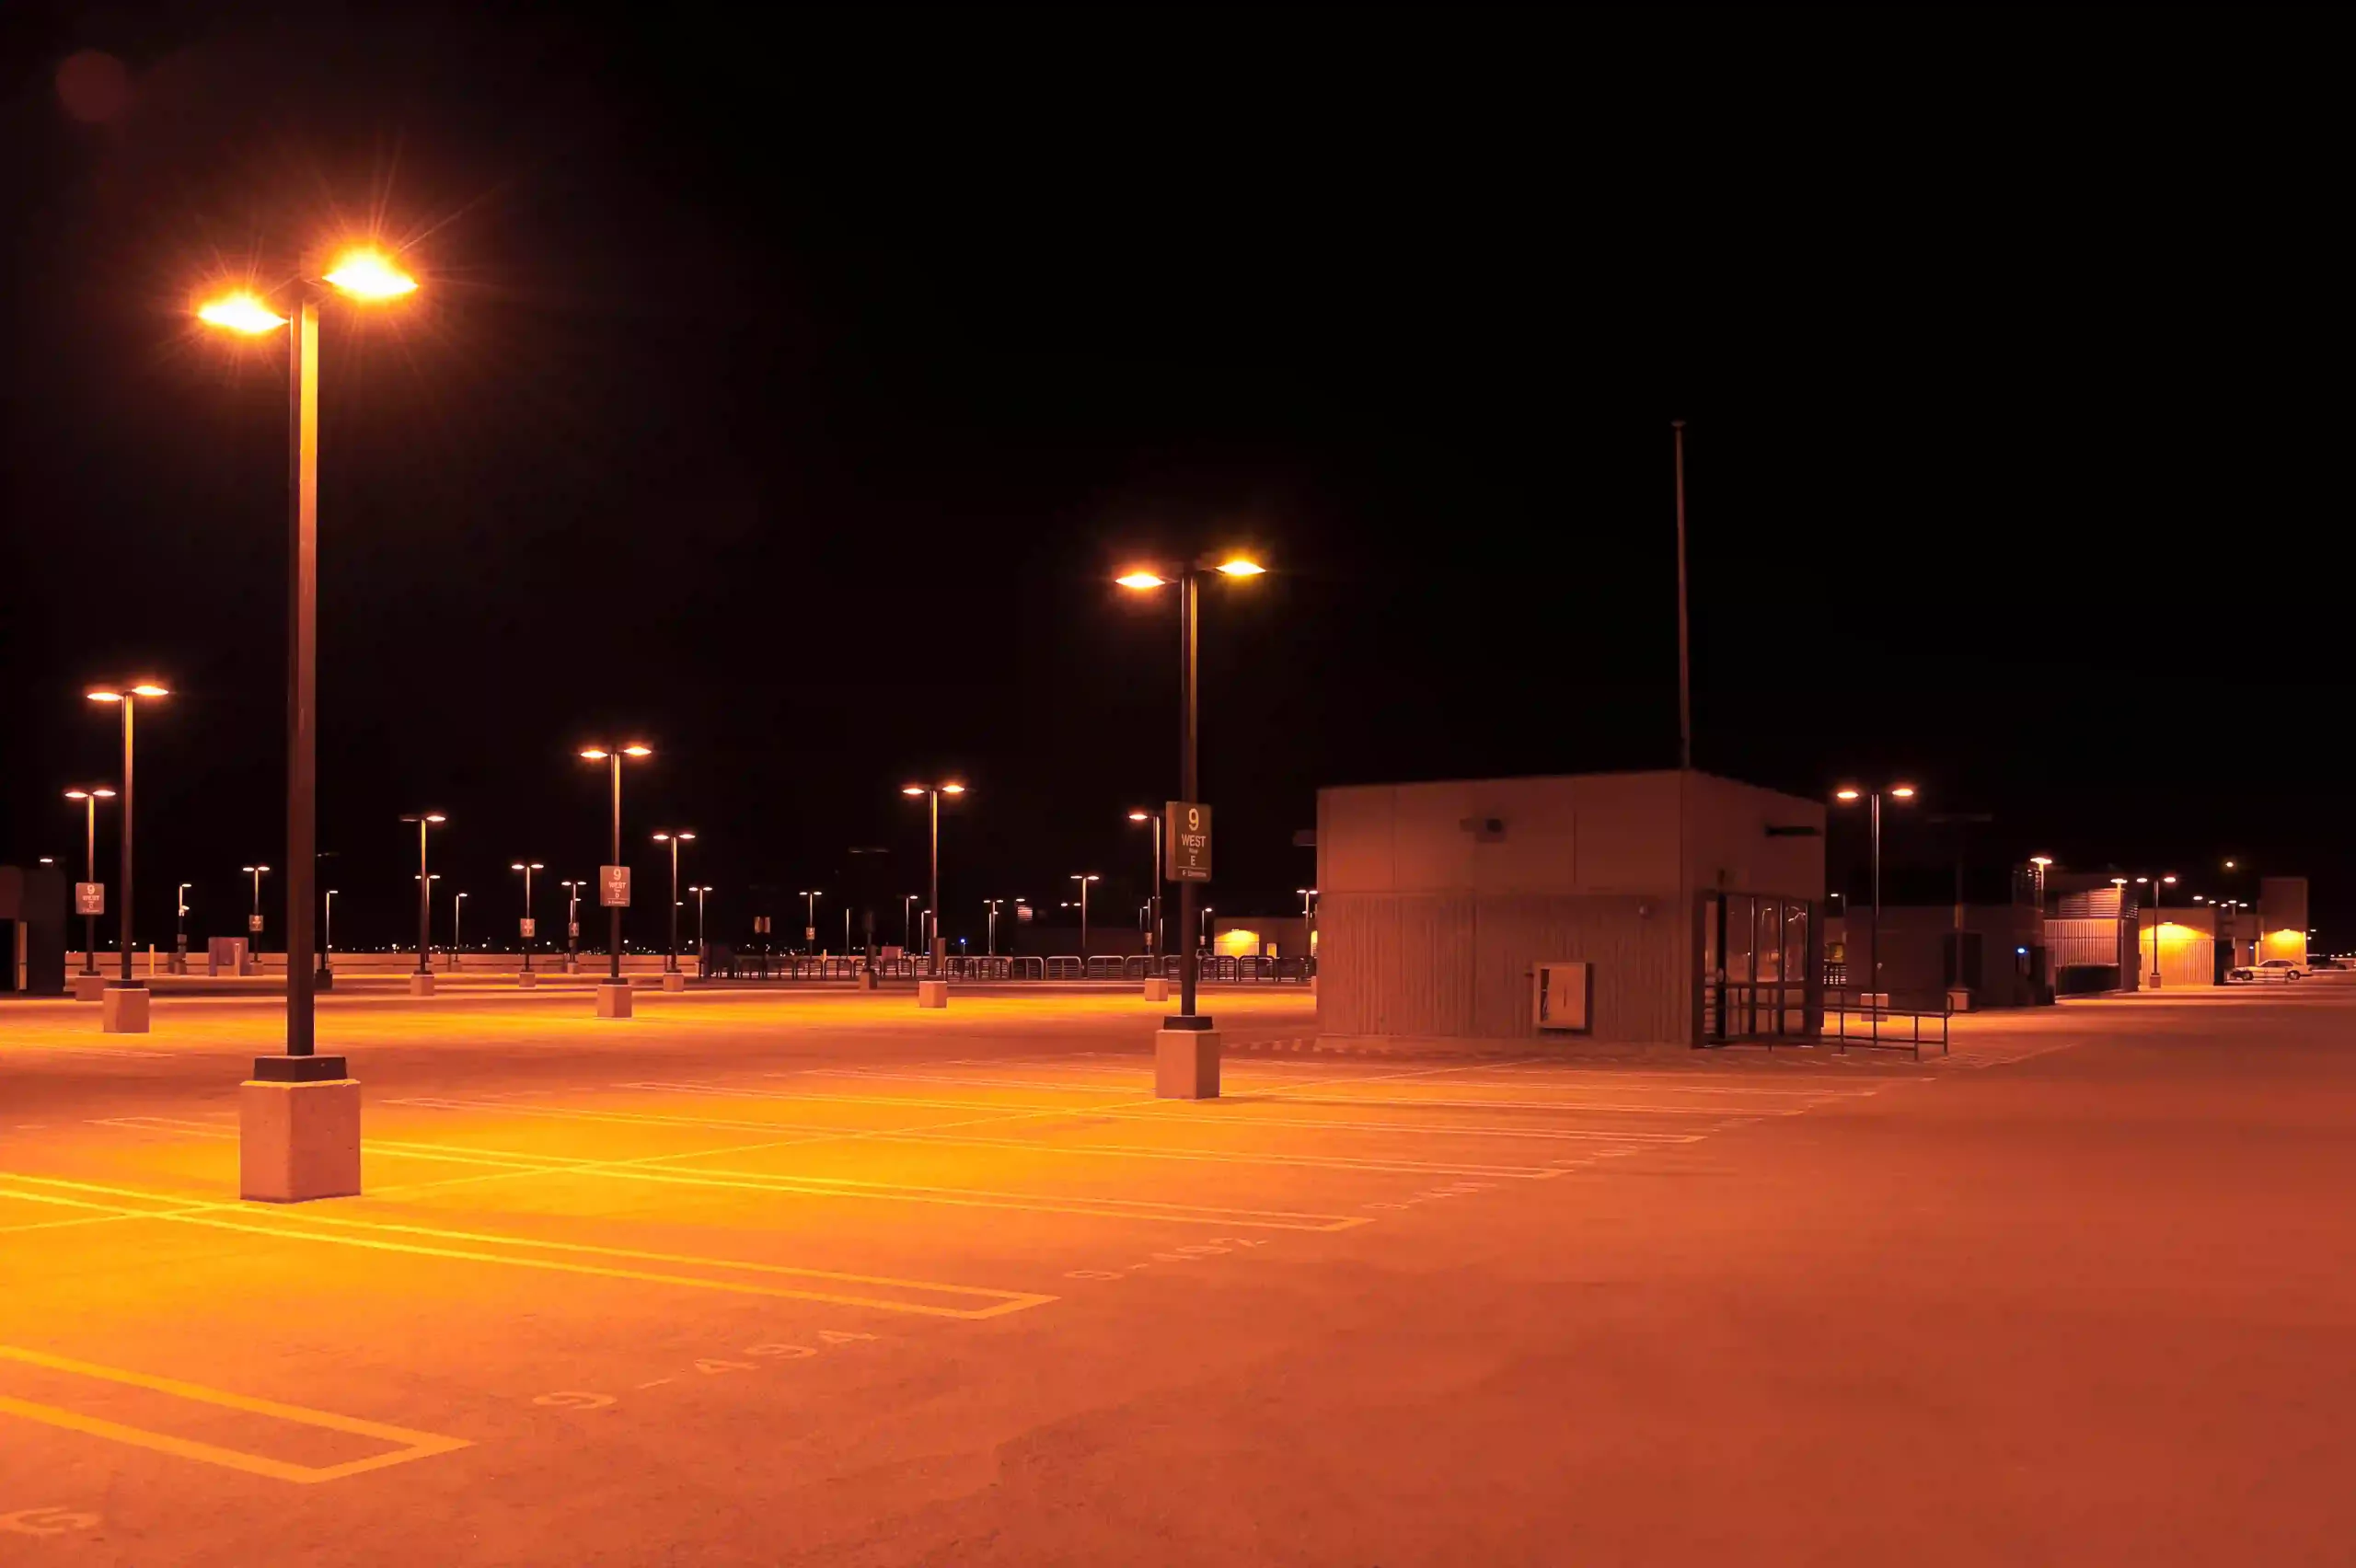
left=1316, top=769, right=1825, bottom=1047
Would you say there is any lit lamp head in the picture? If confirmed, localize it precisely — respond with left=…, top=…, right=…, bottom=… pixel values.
left=87, top=683, right=168, bottom=703
left=64, top=787, right=118, bottom=801
left=1115, top=570, right=1170, bottom=590
left=1833, top=787, right=1862, bottom=802
left=2030, top=856, right=2054, bottom=868
left=1128, top=811, right=1150, bottom=823
left=1214, top=557, right=1265, bottom=577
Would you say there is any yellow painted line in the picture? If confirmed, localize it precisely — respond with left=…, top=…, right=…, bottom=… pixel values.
left=0, top=1343, right=469, bottom=1484
left=612, top=1085, right=1557, bottom=1178
left=1223, top=1091, right=1801, bottom=1116
left=632, top=1079, right=1701, bottom=1145
left=0, top=1172, right=1057, bottom=1320
left=355, top=1138, right=1369, bottom=1231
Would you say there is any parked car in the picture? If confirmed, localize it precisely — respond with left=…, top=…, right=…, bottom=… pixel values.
left=2228, top=958, right=2306, bottom=982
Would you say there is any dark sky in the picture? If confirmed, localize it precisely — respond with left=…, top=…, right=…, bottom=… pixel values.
left=1, top=6, right=2342, bottom=951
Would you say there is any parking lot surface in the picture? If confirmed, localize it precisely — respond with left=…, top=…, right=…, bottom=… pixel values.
left=4, top=983, right=2352, bottom=1564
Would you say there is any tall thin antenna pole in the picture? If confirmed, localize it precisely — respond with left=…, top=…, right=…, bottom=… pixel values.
left=1672, top=419, right=1692, bottom=771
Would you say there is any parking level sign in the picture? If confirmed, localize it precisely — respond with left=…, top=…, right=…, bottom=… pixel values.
left=519, top=917, right=537, bottom=940
left=599, top=865, right=631, bottom=907
left=1164, top=801, right=1212, bottom=882
left=75, top=882, right=104, bottom=917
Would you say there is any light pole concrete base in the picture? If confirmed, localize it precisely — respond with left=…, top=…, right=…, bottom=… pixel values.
left=662, top=972, right=687, bottom=993
left=1154, top=1029, right=1221, bottom=1099
left=1141, top=977, right=1170, bottom=1002
left=595, top=982, right=634, bottom=1018
left=239, top=1077, right=360, bottom=1202
left=72, top=973, right=108, bottom=1002
left=917, top=979, right=948, bottom=1009
left=564, top=957, right=581, bottom=974
left=854, top=969, right=879, bottom=991
left=408, top=973, right=435, bottom=997
left=516, top=971, right=537, bottom=989
left=100, top=984, right=151, bottom=1033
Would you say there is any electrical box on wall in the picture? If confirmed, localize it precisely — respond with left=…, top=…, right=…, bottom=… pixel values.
left=1532, top=962, right=1590, bottom=1032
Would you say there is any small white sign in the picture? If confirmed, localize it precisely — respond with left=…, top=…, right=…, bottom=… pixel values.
left=804, top=925, right=816, bottom=941
left=519, top=917, right=537, bottom=940
left=599, top=865, right=630, bottom=908
left=75, top=882, right=104, bottom=916
left=568, top=921, right=581, bottom=939
left=248, top=914, right=265, bottom=934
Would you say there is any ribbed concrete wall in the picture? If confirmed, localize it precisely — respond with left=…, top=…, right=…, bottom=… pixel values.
left=1319, top=892, right=1691, bottom=1044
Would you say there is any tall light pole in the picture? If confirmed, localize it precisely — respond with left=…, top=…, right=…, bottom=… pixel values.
left=902, top=894, right=919, bottom=952
left=323, top=889, right=337, bottom=969
left=901, top=782, right=965, bottom=972
left=176, top=882, right=191, bottom=968
left=688, top=885, right=710, bottom=957
left=652, top=831, right=696, bottom=973
left=1127, top=809, right=1162, bottom=955
left=579, top=744, right=653, bottom=986
left=799, top=890, right=822, bottom=952
left=1671, top=419, right=1693, bottom=772
left=1834, top=783, right=1919, bottom=1031
left=1201, top=905, right=1215, bottom=948
left=2133, top=872, right=2178, bottom=987
left=1116, top=553, right=1264, bottom=1039
left=986, top=898, right=1005, bottom=956
left=1297, top=886, right=1318, bottom=957
left=242, top=864, right=272, bottom=951
left=511, top=862, right=544, bottom=972
left=453, top=892, right=468, bottom=963
left=85, top=684, right=167, bottom=1017
left=64, top=786, right=117, bottom=974
left=561, top=879, right=583, bottom=969
left=398, top=815, right=446, bottom=976
left=1070, top=873, right=1100, bottom=951
left=200, top=247, right=417, bottom=1075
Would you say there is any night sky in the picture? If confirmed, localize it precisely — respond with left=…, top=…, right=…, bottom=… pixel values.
left=2, top=8, right=2341, bottom=951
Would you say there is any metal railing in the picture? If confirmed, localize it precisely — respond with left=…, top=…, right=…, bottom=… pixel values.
left=1822, top=986, right=1951, bottom=1060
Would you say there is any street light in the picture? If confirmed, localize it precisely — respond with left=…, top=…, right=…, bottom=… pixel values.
left=799, top=890, right=822, bottom=953
left=1070, top=873, right=1101, bottom=952
left=63, top=786, right=117, bottom=975
left=454, top=891, right=468, bottom=963
left=902, top=894, right=920, bottom=952
left=176, top=882, right=191, bottom=967
left=1298, top=887, right=1318, bottom=957
left=560, top=879, right=584, bottom=970
left=199, top=248, right=418, bottom=1077
left=241, top=865, right=272, bottom=950
left=2133, top=872, right=2178, bottom=987
left=901, top=782, right=965, bottom=972
left=580, top=745, right=653, bottom=988
left=1116, top=552, right=1265, bottom=1056
left=323, top=888, right=337, bottom=968
left=652, top=831, right=696, bottom=973
left=398, top=816, right=446, bottom=976
left=1832, top=782, right=1919, bottom=1037
left=85, top=683, right=167, bottom=1014
left=688, top=885, right=711, bottom=957
left=1127, top=809, right=1162, bottom=956
left=1201, top=905, right=1215, bottom=948
left=511, top=862, right=545, bottom=973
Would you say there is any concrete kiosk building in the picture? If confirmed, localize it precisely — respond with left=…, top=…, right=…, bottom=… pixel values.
left=1316, top=770, right=1826, bottom=1048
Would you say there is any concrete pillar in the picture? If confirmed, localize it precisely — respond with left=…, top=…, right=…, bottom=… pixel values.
left=516, top=971, right=537, bottom=989
left=72, top=973, right=109, bottom=1002
left=662, top=972, right=687, bottom=993
left=99, top=984, right=151, bottom=1034
left=853, top=969, right=878, bottom=991
left=239, top=1074, right=360, bottom=1202
left=917, top=979, right=948, bottom=1009
left=595, top=981, right=633, bottom=1018
left=408, top=973, right=435, bottom=997
left=1154, top=1027, right=1220, bottom=1099
left=1141, top=977, right=1170, bottom=1002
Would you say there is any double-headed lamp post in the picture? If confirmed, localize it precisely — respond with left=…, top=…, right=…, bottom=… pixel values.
left=200, top=247, right=416, bottom=1078
left=799, top=890, right=822, bottom=953
left=1832, top=783, right=1918, bottom=1020
left=561, top=880, right=583, bottom=967
left=1116, top=553, right=1264, bottom=1049
left=1127, top=809, right=1162, bottom=956
left=453, top=892, right=468, bottom=963
left=85, top=684, right=167, bottom=1012
left=398, top=815, right=446, bottom=975
left=1070, top=873, right=1101, bottom=952
left=579, top=745, right=653, bottom=984
left=511, top=862, right=545, bottom=972
left=64, top=786, right=117, bottom=974
left=652, top=831, right=696, bottom=972
left=2133, top=872, right=2178, bottom=987
left=242, top=865, right=271, bottom=949
left=985, top=898, right=1006, bottom=957
left=901, top=782, right=965, bottom=971
left=688, top=885, right=711, bottom=957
